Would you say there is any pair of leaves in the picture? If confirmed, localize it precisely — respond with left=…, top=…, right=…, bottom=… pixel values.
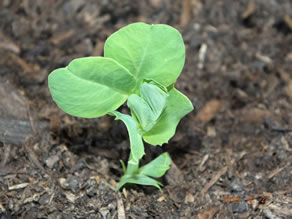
left=117, top=152, right=172, bottom=190
left=48, top=22, right=185, bottom=118
left=48, top=22, right=193, bottom=146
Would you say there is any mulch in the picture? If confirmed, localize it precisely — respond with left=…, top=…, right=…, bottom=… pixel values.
left=1, top=0, right=292, bottom=218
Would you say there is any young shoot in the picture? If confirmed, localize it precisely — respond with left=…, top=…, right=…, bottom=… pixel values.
left=48, top=22, right=193, bottom=190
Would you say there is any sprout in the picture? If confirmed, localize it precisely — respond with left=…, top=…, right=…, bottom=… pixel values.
left=48, top=22, right=193, bottom=190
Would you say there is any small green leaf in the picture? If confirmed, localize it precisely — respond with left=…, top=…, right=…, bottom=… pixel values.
left=127, top=82, right=168, bottom=132
left=48, top=57, right=136, bottom=118
left=116, top=152, right=171, bottom=190
left=143, top=88, right=193, bottom=146
left=109, top=111, right=144, bottom=164
left=139, top=152, right=171, bottom=178
left=120, top=160, right=127, bottom=174
left=140, top=82, right=168, bottom=121
left=127, top=94, right=153, bottom=131
left=104, top=22, right=185, bottom=87
left=117, top=174, right=162, bottom=191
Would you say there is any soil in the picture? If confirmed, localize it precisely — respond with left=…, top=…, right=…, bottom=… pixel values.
left=1, top=0, right=292, bottom=218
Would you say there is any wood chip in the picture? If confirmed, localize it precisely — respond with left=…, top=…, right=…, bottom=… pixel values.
left=281, top=137, right=292, bottom=151
left=92, top=40, right=104, bottom=56
left=278, top=68, right=290, bottom=82
left=267, top=204, right=292, bottom=216
left=286, top=53, right=292, bottom=61
left=196, top=206, right=219, bottom=219
left=285, top=79, right=292, bottom=99
left=150, top=0, right=161, bottom=7
left=0, top=31, right=20, bottom=54
left=195, top=99, right=222, bottom=122
left=256, top=53, right=272, bottom=64
left=23, top=193, right=40, bottom=204
left=6, top=53, right=45, bottom=82
left=266, top=163, right=290, bottom=180
left=49, top=30, right=74, bottom=45
left=117, top=193, right=126, bottom=219
left=284, top=15, right=292, bottom=29
left=64, top=192, right=76, bottom=203
left=207, top=126, right=216, bottom=137
left=8, top=182, right=29, bottom=191
left=184, top=193, right=194, bottom=203
left=242, top=0, right=256, bottom=19
left=8, top=53, right=34, bottom=73
left=198, top=154, right=209, bottom=172
left=238, top=108, right=273, bottom=124
left=0, top=202, right=6, bottom=212
left=180, top=0, right=191, bottom=26
left=198, top=43, right=207, bottom=69
left=157, top=195, right=166, bottom=202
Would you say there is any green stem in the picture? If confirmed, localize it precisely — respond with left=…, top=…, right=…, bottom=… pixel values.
left=126, top=151, right=140, bottom=175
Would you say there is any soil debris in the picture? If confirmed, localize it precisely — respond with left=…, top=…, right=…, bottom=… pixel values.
left=1, top=0, right=292, bottom=217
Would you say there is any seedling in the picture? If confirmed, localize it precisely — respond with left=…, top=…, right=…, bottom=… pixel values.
left=48, top=22, right=193, bottom=190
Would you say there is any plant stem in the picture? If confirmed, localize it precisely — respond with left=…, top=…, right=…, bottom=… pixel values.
left=126, top=148, right=140, bottom=175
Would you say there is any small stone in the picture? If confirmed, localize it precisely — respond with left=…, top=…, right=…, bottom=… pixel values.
left=86, top=187, right=97, bottom=197
left=45, top=155, right=60, bottom=169
left=99, top=208, right=109, bottom=219
left=58, top=177, right=79, bottom=193
left=229, top=179, right=244, bottom=192
left=58, top=178, right=69, bottom=189
left=68, top=178, right=79, bottom=193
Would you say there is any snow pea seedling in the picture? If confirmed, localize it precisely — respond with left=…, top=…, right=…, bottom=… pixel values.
left=48, top=22, right=193, bottom=190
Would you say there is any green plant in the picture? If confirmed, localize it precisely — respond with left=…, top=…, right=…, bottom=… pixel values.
left=48, top=22, right=193, bottom=190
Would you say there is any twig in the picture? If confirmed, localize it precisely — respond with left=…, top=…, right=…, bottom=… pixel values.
left=117, top=193, right=126, bottom=219
left=201, top=166, right=228, bottom=199
left=271, top=127, right=292, bottom=132
left=180, top=0, right=191, bottom=26
left=266, top=163, right=290, bottom=180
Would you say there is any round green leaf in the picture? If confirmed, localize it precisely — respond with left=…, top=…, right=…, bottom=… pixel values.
left=48, top=57, right=136, bottom=118
left=104, top=22, right=185, bottom=88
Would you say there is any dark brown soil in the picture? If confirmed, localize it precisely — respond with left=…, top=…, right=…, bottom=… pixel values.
left=1, top=0, right=292, bottom=218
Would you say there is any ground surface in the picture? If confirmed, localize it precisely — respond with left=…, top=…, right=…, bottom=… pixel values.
left=1, top=0, right=292, bottom=218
